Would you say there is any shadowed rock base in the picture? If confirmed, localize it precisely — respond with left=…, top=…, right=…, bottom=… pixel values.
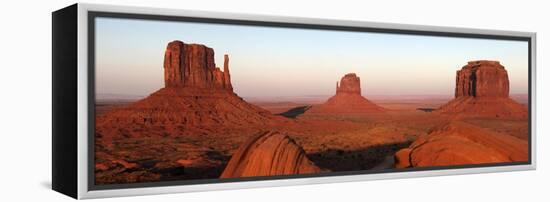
left=308, top=93, right=385, bottom=113
left=220, top=131, right=322, bottom=178
left=438, top=96, right=527, bottom=118
left=97, top=87, right=272, bottom=125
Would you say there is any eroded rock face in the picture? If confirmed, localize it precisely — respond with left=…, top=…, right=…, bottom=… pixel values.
left=455, top=60, right=509, bottom=98
left=337, top=73, right=361, bottom=95
left=438, top=61, right=527, bottom=118
left=220, top=131, right=322, bottom=178
left=394, top=122, right=528, bottom=168
left=307, top=73, right=384, bottom=113
left=163, top=40, right=232, bottom=90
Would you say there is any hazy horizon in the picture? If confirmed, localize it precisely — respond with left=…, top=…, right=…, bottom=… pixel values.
left=95, top=17, right=529, bottom=98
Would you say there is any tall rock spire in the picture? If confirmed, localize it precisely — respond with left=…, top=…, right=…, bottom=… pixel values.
left=223, top=54, right=233, bottom=90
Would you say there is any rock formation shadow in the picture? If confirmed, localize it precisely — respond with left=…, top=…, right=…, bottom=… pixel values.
left=157, top=165, right=227, bottom=181
left=156, top=151, right=230, bottom=181
left=416, top=108, right=435, bottom=112
left=277, top=105, right=312, bottom=118
left=308, top=141, right=412, bottom=172
left=95, top=150, right=231, bottom=185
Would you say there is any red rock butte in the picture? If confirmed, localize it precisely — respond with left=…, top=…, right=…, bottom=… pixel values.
left=455, top=60, right=509, bottom=98
left=164, top=41, right=232, bottom=90
left=438, top=60, right=527, bottom=118
left=95, top=41, right=275, bottom=142
left=220, top=131, right=322, bottom=178
left=307, top=73, right=385, bottom=113
left=336, top=73, right=361, bottom=95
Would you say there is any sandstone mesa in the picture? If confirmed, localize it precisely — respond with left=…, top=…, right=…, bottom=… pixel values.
left=96, top=40, right=275, bottom=142
left=438, top=60, right=527, bottom=118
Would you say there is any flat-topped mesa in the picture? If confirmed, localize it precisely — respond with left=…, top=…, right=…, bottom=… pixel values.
left=455, top=60, right=509, bottom=98
left=163, top=40, right=232, bottom=90
left=336, top=73, right=361, bottom=95
left=438, top=60, right=526, bottom=118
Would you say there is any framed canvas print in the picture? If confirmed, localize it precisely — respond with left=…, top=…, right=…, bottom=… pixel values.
left=52, top=3, right=536, bottom=199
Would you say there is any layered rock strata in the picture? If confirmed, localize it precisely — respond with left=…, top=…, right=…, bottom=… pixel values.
left=394, top=122, right=528, bottom=168
left=220, top=131, right=322, bottom=178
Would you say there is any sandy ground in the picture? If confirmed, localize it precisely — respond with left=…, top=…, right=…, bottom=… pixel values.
left=94, top=97, right=528, bottom=184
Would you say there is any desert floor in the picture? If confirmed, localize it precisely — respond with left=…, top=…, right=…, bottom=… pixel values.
left=94, top=97, right=528, bottom=184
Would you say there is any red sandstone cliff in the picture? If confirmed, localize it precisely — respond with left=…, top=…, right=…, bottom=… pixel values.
left=307, top=73, right=385, bottom=113
left=438, top=60, right=527, bottom=118
left=336, top=73, right=361, bottom=95
left=454, top=60, right=509, bottom=98
left=164, top=41, right=233, bottom=90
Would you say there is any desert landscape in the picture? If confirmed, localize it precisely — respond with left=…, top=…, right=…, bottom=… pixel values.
left=94, top=40, right=529, bottom=185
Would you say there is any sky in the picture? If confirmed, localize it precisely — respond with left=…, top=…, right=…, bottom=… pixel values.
left=95, top=17, right=529, bottom=98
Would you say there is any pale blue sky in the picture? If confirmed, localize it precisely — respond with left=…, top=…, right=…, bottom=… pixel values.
left=95, top=17, right=528, bottom=98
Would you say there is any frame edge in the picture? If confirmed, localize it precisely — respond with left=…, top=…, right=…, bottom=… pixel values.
left=52, top=3, right=79, bottom=199
left=75, top=3, right=537, bottom=199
